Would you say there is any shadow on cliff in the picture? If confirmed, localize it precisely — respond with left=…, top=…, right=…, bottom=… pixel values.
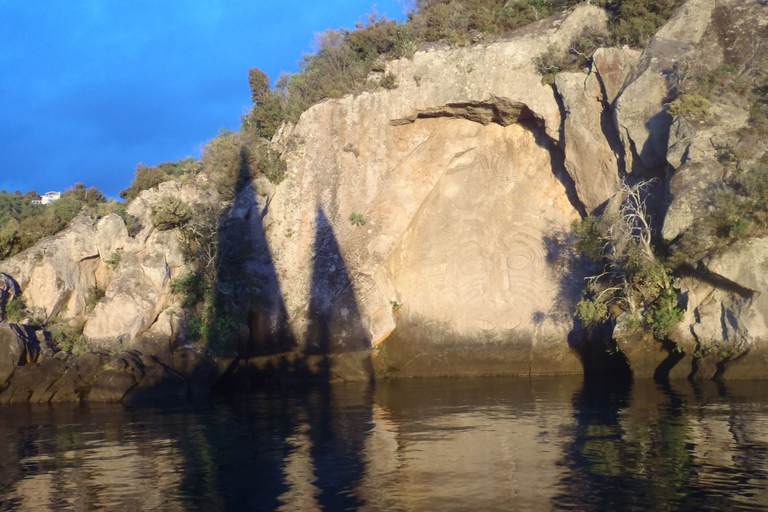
left=542, top=228, right=632, bottom=381
left=304, top=207, right=373, bottom=382
left=213, top=161, right=372, bottom=386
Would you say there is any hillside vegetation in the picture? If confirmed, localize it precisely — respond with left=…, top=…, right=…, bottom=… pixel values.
left=0, top=0, right=694, bottom=358
left=245, top=0, right=683, bottom=139
left=0, top=185, right=114, bottom=259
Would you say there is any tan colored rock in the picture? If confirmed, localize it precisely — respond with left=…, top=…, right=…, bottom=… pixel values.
left=269, top=112, right=583, bottom=375
left=591, top=47, right=641, bottom=105
left=0, top=324, right=28, bottom=387
left=672, top=275, right=768, bottom=380
left=0, top=273, right=20, bottom=321
left=661, top=160, right=723, bottom=242
left=83, top=250, right=169, bottom=344
left=0, top=216, right=111, bottom=320
left=704, top=237, right=768, bottom=294
left=555, top=71, right=621, bottom=213
left=614, top=0, right=717, bottom=173
left=253, top=6, right=620, bottom=376
left=382, top=4, right=608, bottom=143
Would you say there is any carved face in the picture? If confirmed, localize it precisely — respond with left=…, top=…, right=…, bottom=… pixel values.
left=391, top=125, right=567, bottom=343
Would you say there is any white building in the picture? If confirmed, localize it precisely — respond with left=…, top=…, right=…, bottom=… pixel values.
left=40, top=191, right=61, bottom=205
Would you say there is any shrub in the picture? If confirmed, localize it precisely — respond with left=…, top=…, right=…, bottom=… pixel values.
left=106, top=250, right=122, bottom=270
left=575, top=298, right=609, bottom=327
left=254, top=147, right=288, bottom=185
left=48, top=318, right=86, bottom=353
left=534, top=28, right=607, bottom=84
left=86, top=285, right=105, bottom=310
left=572, top=216, right=607, bottom=262
left=62, top=183, right=106, bottom=207
left=119, top=159, right=201, bottom=201
left=380, top=72, right=399, bottom=90
left=170, top=271, right=212, bottom=308
left=349, top=212, right=366, bottom=226
left=667, top=94, right=711, bottom=118
left=603, top=0, right=682, bottom=47
left=572, top=181, right=683, bottom=339
left=152, top=197, right=191, bottom=231
left=648, top=286, right=685, bottom=338
left=202, top=130, right=249, bottom=200
left=4, top=296, right=26, bottom=323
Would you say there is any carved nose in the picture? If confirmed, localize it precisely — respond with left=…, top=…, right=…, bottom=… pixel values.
left=486, top=250, right=506, bottom=300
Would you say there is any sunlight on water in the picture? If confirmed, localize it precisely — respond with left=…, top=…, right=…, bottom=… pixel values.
left=3, top=377, right=768, bottom=510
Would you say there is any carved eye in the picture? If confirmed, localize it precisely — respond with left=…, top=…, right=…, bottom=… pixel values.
left=458, top=256, right=484, bottom=275
left=475, top=319, right=496, bottom=332
left=507, top=251, right=532, bottom=270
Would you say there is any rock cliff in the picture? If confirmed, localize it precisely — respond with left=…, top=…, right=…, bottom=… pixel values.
left=1, top=0, right=768, bottom=402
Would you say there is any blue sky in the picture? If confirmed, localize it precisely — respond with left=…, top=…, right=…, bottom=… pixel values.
left=0, top=0, right=406, bottom=198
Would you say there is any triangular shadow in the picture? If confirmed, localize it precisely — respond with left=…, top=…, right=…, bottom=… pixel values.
left=306, top=207, right=372, bottom=380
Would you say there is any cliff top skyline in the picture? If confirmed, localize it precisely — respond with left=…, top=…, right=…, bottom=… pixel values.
left=0, top=0, right=406, bottom=199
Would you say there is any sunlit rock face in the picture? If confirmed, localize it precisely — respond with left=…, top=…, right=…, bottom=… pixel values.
left=377, top=121, right=582, bottom=376
left=255, top=6, right=616, bottom=378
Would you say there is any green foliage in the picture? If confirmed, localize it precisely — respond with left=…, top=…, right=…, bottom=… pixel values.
left=170, top=271, right=213, bottom=308
left=648, top=286, right=685, bottom=339
left=572, top=181, right=681, bottom=340
left=667, top=94, right=711, bottom=118
left=4, top=296, right=26, bottom=323
left=575, top=298, right=609, bottom=327
left=672, top=163, right=768, bottom=265
left=248, top=67, right=271, bottom=103
left=62, top=183, right=106, bottom=207
left=48, top=318, right=86, bottom=354
left=349, top=212, right=366, bottom=226
left=533, top=45, right=566, bottom=85
left=534, top=28, right=607, bottom=84
left=572, top=216, right=607, bottom=262
left=202, top=129, right=248, bottom=200
left=86, top=285, right=105, bottom=310
left=380, top=71, right=399, bottom=90
left=106, top=250, right=122, bottom=270
left=602, top=0, right=682, bottom=47
left=119, top=158, right=202, bottom=201
left=254, top=147, right=287, bottom=185
left=152, top=197, right=191, bottom=231
left=0, top=185, right=110, bottom=261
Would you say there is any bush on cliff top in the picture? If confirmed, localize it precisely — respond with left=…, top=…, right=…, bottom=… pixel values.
left=0, top=185, right=110, bottom=260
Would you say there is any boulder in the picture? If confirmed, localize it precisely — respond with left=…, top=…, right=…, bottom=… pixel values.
left=46, top=352, right=110, bottom=402
left=0, top=324, right=29, bottom=387
left=661, top=160, right=723, bottom=242
left=591, top=47, right=640, bottom=105
left=82, top=250, right=168, bottom=344
left=613, top=314, right=671, bottom=379
left=614, top=0, right=717, bottom=173
left=704, top=238, right=768, bottom=294
left=555, top=71, right=621, bottom=213
left=0, top=217, right=103, bottom=320
left=0, top=358, right=67, bottom=404
left=0, top=273, right=20, bottom=321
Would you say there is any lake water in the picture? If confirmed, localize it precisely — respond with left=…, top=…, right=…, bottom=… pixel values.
left=2, top=377, right=768, bottom=511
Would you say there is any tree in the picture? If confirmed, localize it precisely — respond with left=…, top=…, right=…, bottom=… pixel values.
left=248, top=68, right=271, bottom=104
left=574, top=180, right=683, bottom=338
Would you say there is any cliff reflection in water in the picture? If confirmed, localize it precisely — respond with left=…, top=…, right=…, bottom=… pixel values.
left=4, top=377, right=768, bottom=510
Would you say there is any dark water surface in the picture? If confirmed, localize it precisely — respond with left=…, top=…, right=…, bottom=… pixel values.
left=2, top=377, right=768, bottom=511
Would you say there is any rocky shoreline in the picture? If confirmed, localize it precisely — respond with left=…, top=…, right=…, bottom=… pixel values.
left=2, top=0, right=768, bottom=403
